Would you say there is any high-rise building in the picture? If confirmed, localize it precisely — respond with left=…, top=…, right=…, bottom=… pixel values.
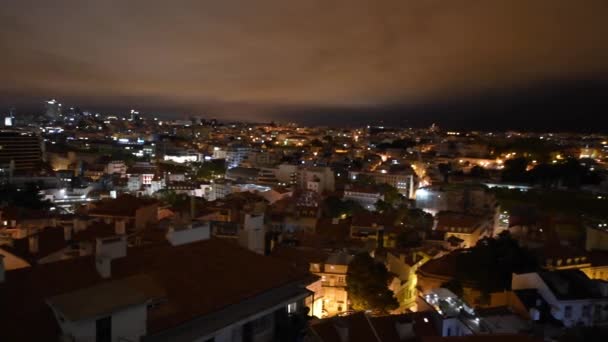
left=0, top=130, right=43, bottom=174
left=44, top=99, right=61, bottom=119
left=130, top=109, right=141, bottom=121
left=225, top=146, right=251, bottom=169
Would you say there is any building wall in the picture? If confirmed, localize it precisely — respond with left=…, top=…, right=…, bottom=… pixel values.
left=586, top=226, right=608, bottom=251
left=511, top=272, right=608, bottom=327
left=135, top=203, right=159, bottom=230
left=56, top=304, right=147, bottom=342
left=311, top=263, right=349, bottom=316
left=343, top=191, right=383, bottom=211
left=0, top=131, right=42, bottom=172
left=581, top=265, right=608, bottom=281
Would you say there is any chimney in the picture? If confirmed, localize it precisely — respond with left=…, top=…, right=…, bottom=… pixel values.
left=95, top=235, right=127, bottom=278
left=96, top=256, right=112, bottom=279
left=28, top=234, right=39, bottom=254
left=239, top=225, right=266, bottom=255
left=0, top=255, right=5, bottom=283
left=63, top=226, right=72, bottom=241
left=334, top=319, right=349, bottom=342
left=96, top=236, right=127, bottom=259
left=115, top=219, right=126, bottom=235
left=166, top=223, right=210, bottom=246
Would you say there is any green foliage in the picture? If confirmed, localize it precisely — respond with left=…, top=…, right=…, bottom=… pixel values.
left=469, top=165, right=489, bottom=178
left=376, top=139, right=416, bottom=150
left=452, top=232, right=538, bottom=294
left=437, top=163, right=452, bottom=182
left=396, top=227, right=422, bottom=248
left=377, top=183, right=402, bottom=206
left=0, top=183, right=51, bottom=210
left=157, top=190, right=190, bottom=208
left=323, top=196, right=363, bottom=218
left=346, top=253, right=399, bottom=313
left=501, top=157, right=603, bottom=188
left=310, top=139, right=324, bottom=147
left=375, top=199, right=393, bottom=213
left=397, top=208, right=434, bottom=231
left=193, top=160, right=226, bottom=181
left=488, top=138, right=557, bottom=163
left=493, top=187, right=608, bottom=220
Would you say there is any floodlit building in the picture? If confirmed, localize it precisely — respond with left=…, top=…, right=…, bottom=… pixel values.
left=298, top=166, right=335, bottom=194
left=309, top=252, right=353, bottom=316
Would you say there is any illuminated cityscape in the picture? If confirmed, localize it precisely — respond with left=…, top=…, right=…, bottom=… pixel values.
left=1, top=1, right=608, bottom=342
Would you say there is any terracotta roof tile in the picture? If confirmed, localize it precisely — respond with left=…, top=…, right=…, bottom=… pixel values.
left=1, top=237, right=311, bottom=340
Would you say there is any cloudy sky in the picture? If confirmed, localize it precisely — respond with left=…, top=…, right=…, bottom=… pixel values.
left=1, top=0, right=608, bottom=127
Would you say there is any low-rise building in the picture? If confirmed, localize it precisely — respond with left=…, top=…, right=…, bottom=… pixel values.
left=1, top=230, right=316, bottom=341
left=434, top=212, right=492, bottom=248
left=512, top=270, right=608, bottom=327
left=87, top=195, right=158, bottom=231
left=343, top=185, right=384, bottom=211
left=309, top=252, right=354, bottom=317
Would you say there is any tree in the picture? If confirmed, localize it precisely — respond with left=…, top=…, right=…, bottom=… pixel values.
left=0, top=183, right=51, bottom=210
left=437, top=163, right=452, bottom=183
left=501, top=157, right=528, bottom=183
left=377, top=183, right=402, bottom=207
left=346, top=253, right=399, bottom=313
left=396, top=228, right=422, bottom=248
left=469, top=165, right=489, bottom=179
left=452, top=231, right=538, bottom=295
left=375, top=199, right=392, bottom=213
left=157, top=190, right=189, bottom=208
left=397, top=208, right=434, bottom=231
left=310, top=139, right=324, bottom=147
left=324, top=196, right=363, bottom=218
left=353, top=174, right=376, bottom=186
left=193, top=159, right=226, bottom=181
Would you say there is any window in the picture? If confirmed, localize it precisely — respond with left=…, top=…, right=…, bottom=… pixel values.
left=96, top=316, right=112, bottom=342
left=565, top=306, right=572, bottom=319
left=288, top=302, right=298, bottom=314
left=583, top=305, right=590, bottom=318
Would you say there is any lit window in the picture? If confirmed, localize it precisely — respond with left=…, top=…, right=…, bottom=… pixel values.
left=287, top=302, right=298, bottom=314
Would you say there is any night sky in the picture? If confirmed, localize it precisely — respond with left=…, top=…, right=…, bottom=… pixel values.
left=1, top=0, right=608, bottom=130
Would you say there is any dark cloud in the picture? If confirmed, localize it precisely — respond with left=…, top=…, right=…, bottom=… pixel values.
left=1, top=0, right=608, bottom=125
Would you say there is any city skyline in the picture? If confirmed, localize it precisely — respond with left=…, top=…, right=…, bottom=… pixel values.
left=2, top=0, right=608, bottom=130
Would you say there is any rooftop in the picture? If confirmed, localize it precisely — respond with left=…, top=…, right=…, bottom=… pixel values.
left=47, top=274, right=163, bottom=321
left=88, top=194, right=158, bottom=217
left=1, top=237, right=311, bottom=340
left=539, top=269, right=607, bottom=300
